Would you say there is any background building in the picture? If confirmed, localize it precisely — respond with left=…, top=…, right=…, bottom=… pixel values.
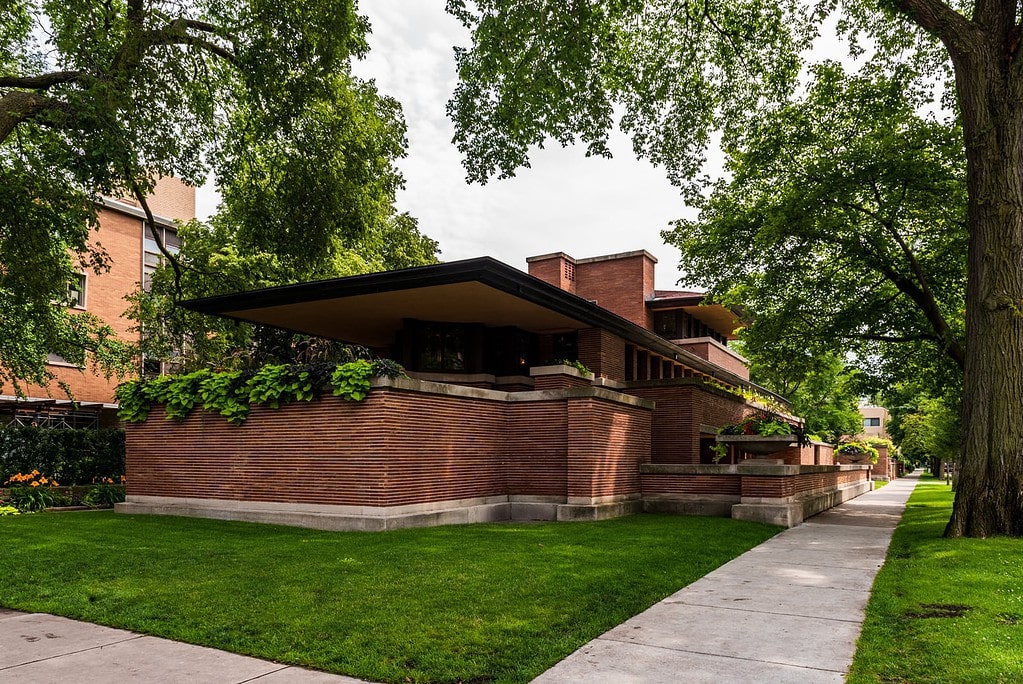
left=858, top=405, right=890, bottom=440
left=0, top=178, right=193, bottom=426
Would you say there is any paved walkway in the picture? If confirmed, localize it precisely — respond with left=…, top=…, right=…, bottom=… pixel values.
left=535, top=472, right=920, bottom=683
left=0, top=474, right=918, bottom=683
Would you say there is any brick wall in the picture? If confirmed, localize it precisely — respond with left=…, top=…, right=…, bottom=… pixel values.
left=146, top=176, right=196, bottom=220
left=626, top=381, right=746, bottom=464
left=641, top=466, right=867, bottom=501
left=578, top=328, right=626, bottom=380
left=575, top=252, right=656, bottom=330
left=871, top=445, right=893, bottom=479
left=566, top=396, right=651, bottom=501
left=20, top=208, right=144, bottom=404
left=674, top=340, right=750, bottom=380
left=526, top=253, right=577, bottom=293
left=125, top=381, right=652, bottom=509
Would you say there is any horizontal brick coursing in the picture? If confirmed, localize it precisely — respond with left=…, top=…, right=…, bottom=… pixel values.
left=534, top=374, right=592, bottom=391
left=640, top=474, right=741, bottom=496
left=626, top=383, right=745, bottom=464
left=578, top=328, right=626, bottom=381
left=567, top=397, right=651, bottom=500
left=642, top=467, right=867, bottom=500
left=126, top=385, right=650, bottom=509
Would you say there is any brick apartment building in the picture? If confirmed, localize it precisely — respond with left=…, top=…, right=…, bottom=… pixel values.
left=1, top=177, right=194, bottom=426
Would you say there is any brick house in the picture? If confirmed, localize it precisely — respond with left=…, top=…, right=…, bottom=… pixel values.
left=0, top=178, right=193, bottom=427
left=119, top=249, right=872, bottom=529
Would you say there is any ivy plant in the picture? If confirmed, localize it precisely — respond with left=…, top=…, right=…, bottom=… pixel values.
left=117, top=360, right=405, bottom=425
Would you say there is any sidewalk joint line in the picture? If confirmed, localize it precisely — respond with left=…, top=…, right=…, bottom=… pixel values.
left=595, top=636, right=846, bottom=674
left=237, top=664, right=293, bottom=682
left=662, top=600, right=864, bottom=622
left=0, top=633, right=145, bottom=672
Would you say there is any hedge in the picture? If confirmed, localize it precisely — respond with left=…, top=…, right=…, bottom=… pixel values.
left=0, top=427, right=125, bottom=485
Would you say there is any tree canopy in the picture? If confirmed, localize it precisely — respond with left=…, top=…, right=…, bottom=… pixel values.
left=447, top=0, right=1023, bottom=536
left=664, top=64, right=967, bottom=397
left=1, top=1, right=436, bottom=392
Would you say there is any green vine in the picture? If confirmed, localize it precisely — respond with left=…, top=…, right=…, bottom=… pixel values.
left=554, top=359, right=592, bottom=376
left=705, top=379, right=790, bottom=415
left=117, top=359, right=406, bottom=425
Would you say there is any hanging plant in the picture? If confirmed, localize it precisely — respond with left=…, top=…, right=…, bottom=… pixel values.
left=117, top=359, right=406, bottom=425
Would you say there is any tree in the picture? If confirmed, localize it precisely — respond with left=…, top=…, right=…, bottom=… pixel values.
left=447, top=0, right=1022, bottom=537
left=130, top=213, right=438, bottom=371
left=740, top=346, right=866, bottom=444
left=893, top=395, right=961, bottom=476
left=1, top=2, right=424, bottom=394
left=664, top=65, right=967, bottom=397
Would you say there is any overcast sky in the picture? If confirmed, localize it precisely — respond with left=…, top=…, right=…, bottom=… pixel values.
left=196, top=3, right=842, bottom=290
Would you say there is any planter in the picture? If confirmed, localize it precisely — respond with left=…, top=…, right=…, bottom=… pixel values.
left=837, top=451, right=874, bottom=464
left=716, top=434, right=797, bottom=456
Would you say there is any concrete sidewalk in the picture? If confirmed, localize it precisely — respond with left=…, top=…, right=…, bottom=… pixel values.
left=534, top=472, right=920, bottom=683
left=0, top=609, right=367, bottom=683
left=1, top=474, right=917, bottom=683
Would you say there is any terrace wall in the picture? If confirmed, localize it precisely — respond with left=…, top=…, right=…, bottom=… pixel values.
left=120, top=378, right=652, bottom=530
left=625, top=380, right=746, bottom=464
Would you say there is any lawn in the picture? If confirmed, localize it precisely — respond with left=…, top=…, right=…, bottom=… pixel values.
left=0, top=511, right=779, bottom=683
left=849, top=477, right=1023, bottom=683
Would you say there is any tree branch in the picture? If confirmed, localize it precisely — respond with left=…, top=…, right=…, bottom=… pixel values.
left=129, top=180, right=184, bottom=301
left=0, top=91, right=61, bottom=144
left=840, top=331, right=938, bottom=344
left=889, top=0, right=982, bottom=53
left=836, top=196, right=966, bottom=369
left=0, top=71, right=89, bottom=89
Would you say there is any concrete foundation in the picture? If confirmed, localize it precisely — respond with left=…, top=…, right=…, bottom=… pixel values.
left=731, top=479, right=873, bottom=527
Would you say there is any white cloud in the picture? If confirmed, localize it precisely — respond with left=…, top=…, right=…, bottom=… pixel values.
left=352, top=1, right=696, bottom=289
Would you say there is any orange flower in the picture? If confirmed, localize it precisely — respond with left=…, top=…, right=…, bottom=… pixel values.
left=30, top=481, right=40, bottom=488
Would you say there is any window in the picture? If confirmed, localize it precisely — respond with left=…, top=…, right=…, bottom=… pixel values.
left=46, top=352, right=82, bottom=368
left=67, top=273, right=86, bottom=309
left=143, top=222, right=181, bottom=290
left=864, top=417, right=881, bottom=427
left=552, top=332, right=578, bottom=361
left=420, top=324, right=466, bottom=371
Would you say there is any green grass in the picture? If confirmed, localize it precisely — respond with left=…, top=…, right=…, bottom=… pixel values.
left=0, top=512, right=778, bottom=683
left=849, top=478, right=1023, bottom=683
left=873, top=480, right=889, bottom=490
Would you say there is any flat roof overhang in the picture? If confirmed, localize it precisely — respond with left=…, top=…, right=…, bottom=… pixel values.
left=647, top=296, right=743, bottom=341
left=182, top=257, right=767, bottom=392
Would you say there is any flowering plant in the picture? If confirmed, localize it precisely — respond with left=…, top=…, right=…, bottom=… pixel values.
left=3, top=470, right=68, bottom=512
left=84, top=476, right=127, bottom=506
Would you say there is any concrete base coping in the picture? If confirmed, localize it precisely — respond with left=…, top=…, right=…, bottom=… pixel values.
left=557, top=499, right=643, bottom=521
left=731, top=479, right=873, bottom=527
left=641, top=463, right=871, bottom=476
left=117, top=494, right=570, bottom=532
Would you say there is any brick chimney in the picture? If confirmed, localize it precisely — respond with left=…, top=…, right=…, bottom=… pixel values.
left=527, top=249, right=657, bottom=330
left=526, top=252, right=578, bottom=294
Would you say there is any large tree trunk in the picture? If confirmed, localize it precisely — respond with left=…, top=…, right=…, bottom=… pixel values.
left=945, top=35, right=1023, bottom=537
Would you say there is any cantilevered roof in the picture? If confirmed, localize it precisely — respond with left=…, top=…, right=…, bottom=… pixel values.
left=182, top=257, right=753, bottom=387
left=649, top=290, right=743, bottom=340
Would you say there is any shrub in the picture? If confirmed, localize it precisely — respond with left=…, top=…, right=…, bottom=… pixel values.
left=118, top=359, right=406, bottom=424
left=0, top=427, right=125, bottom=486
left=835, top=440, right=880, bottom=463
left=83, top=480, right=126, bottom=507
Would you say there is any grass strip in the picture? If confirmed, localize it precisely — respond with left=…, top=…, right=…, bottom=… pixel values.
left=849, top=476, right=1023, bottom=683
left=0, top=511, right=778, bottom=683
